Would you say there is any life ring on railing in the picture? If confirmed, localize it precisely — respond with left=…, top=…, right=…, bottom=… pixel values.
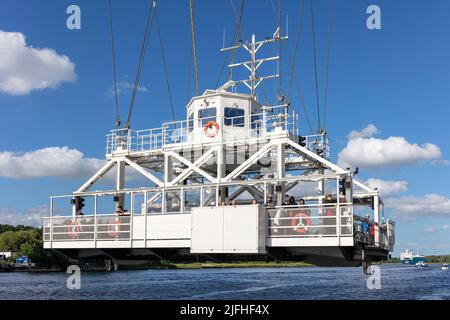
left=291, top=212, right=311, bottom=234
left=67, top=220, right=81, bottom=239
left=204, top=121, right=219, bottom=138
left=108, top=217, right=121, bottom=238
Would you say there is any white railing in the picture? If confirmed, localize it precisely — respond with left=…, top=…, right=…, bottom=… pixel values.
left=43, top=215, right=131, bottom=242
left=267, top=204, right=353, bottom=238
left=106, top=106, right=299, bottom=155
left=304, top=134, right=330, bottom=160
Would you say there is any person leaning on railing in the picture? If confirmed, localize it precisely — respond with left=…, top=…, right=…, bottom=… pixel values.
left=292, top=198, right=312, bottom=235
left=322, top=194, right=336, bottom=235
left=361, top=214, right=375, bottom=244
left=281, top=196, right=298, bottom=234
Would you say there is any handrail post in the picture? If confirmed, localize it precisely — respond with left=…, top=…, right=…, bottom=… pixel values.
left=181, top=188, right=186, bottom=213
left=336, top=178, right=341, bottom=242
left=49, top=197, right=54, bottom=248
left=144, top=191, right=148, bottom=247
left=262, top=108, right=267, bottom=137
left=162, top=125, right=166, bottom=147
left=94, top=194, right=97, bottom=246
left=130, top=192, right=134, bottom=244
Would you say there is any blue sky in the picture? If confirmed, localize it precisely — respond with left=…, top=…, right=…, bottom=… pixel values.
left=0, top=0, right=449, bottom=255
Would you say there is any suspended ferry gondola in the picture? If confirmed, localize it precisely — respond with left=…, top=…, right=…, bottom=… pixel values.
left=42, top=0, right=395, bottom=272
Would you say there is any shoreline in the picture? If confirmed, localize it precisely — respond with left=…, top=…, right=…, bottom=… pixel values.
left=1, top=261, right=314, bottom=273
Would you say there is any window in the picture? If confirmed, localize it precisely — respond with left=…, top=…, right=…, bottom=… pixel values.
left=198, top=108, right=216, bottom=126
left=188, top=113, right=194, bottom=132
left=224, top=107, right=245, bottom=127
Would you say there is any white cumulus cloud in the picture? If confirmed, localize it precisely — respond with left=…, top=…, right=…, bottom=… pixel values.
left=0, top=30, right=76, bottom=95
left=0, top=147, right=105, bottom=179
left=0, top=205, right=48, bottom=227
left=110, top=80, right=148, bottom=95
left=338, top=124, right=442, bottom=169
left=365, top=178, right=408, bottom=196
left=423, top=227, right=437, bottom=234
left=386, top=193, right=450, bottom=221
left=347, top=124, right=378, bottom=140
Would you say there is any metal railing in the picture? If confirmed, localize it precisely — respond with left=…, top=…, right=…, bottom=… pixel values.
left=267, top=204, right=353, bottom=238
left=353, top=215, right=395, bottom=250
left=43, top=215, right=131, bottom=242
left=106, top=105, right=299, bottom=155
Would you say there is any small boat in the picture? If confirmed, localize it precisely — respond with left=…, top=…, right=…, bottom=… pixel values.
left=442, top=264, right=449, bottom=270
left=416, top=261, right=427, bottom=267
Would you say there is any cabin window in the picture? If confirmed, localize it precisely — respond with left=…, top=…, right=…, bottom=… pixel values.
left=224, top=108, right=245, bottom=127
left=188, top=113, right=194, bottom=132
left=198, top=108, right=216, bottom=126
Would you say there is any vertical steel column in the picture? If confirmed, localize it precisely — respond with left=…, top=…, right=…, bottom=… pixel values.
left=49, top=197, right=54, bottom=248
left=144, top=191, right=148, bottom=247
left=217, top=144, right=226, bottom=203
left=374, top=195, right=380, bottom=246
left=116, top=160, right=126, bottom=209
left=276, top=142, right=285, bottom=206
left=94, top=194, right=98, bottom=247
left=130, top=192, right=134, bottom=245
left=336, top=178, right=341, bottom=242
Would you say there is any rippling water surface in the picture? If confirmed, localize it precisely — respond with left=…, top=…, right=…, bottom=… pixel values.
left=0, top=265, right=449, bottom=300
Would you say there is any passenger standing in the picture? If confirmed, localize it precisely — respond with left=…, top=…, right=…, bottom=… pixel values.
left=283, top=196, right=297, bottom=235
left=322, top=194, right=336, bottom=235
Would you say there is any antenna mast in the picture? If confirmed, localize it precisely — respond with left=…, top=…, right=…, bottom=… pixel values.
left=221, top=29, right=287, bottom=97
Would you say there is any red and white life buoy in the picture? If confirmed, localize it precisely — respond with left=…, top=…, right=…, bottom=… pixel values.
left=108, top=217, right=121, bottom=238
left=67, top=219, right=81, bottom=239
left=204, top=121, right=219, bottom=138
left=291, top=212, right=312, bottom=234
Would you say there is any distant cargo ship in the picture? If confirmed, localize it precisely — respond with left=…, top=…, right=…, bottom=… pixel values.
left=400, top=249, right=426, bottom=265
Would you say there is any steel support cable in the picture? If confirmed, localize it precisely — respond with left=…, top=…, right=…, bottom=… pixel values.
left=155, top=7, right=176, bottom=123
left=215, top=0, right=247, bottom=88
left=125, top=0, right=156, bottom=130
left=284, top=35, right=313, bottom=135
left=294, top=74, right=313, bottom=134
left=322, top=0, right=333, bottom=131
left=227, top=0, right=247, bottom=82
left=189, top=0, right=200, bottom=96
left=255, top=69, right=273, bottom=107
left=277, top=0, right=282, bottom=95
left=310, top=0, right=321, bottom=132
left=108, top=0, right=120, bottom=128
left=287, top=0, right=304, bottom=101
left=187, top=39, right=193, bottom=102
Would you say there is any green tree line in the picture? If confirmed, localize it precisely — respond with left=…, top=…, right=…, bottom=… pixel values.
left=0, top=224, right=69, bottom=267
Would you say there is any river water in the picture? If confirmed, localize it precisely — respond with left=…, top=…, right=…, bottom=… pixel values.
left=0, top=264, right=449, bottom=300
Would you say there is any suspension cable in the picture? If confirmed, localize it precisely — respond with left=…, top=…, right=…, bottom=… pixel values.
left=187, top=38, right=193, bottom=102
left=310, top=0, right=321, bottom=132
left=285, top=37, right=313, bottom=134
left=125, top=0, right=156, bottom=131
left=287, top=0, right=304, bottom=101
left=294, top=74, right=313, bottom=134
left=277, top=0, right=283, bottom=96
left=215, top=0, right=246, bottom=88
left=322, top=0, right=333, bottom=132
left=108, top=0, right=120, bottom=128
left=155, top=7, right=176, bottom=123
left=189, top=0, right=200, bottom=96
left=228, top=0, right=246, bottom=82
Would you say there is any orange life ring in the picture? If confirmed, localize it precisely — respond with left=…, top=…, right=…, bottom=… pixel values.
left=204, top=121, right=219, bottom=138
left=108, top=217, right=121, bottom=237
left=67, top=220, right=81, bottom=239
left=291, top=212, right=311, bottom=234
